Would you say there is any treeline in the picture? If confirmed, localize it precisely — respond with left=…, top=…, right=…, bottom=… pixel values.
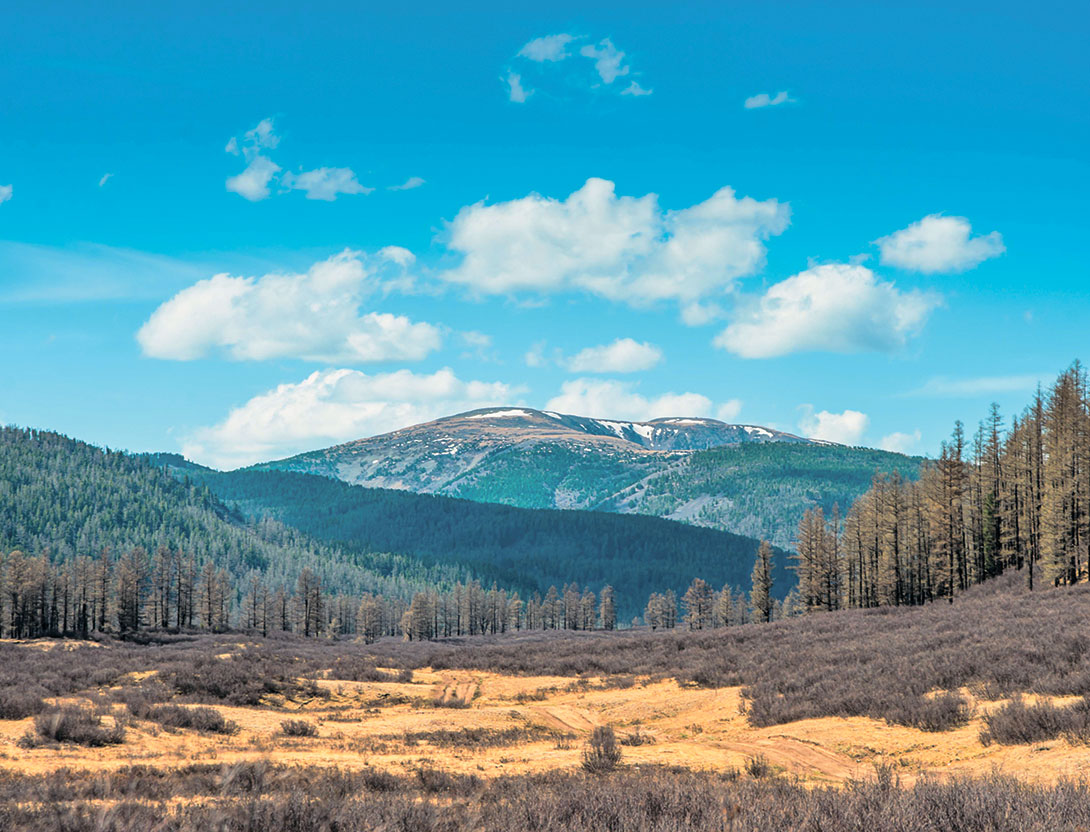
left=793, top=363, right=1090, bottom=612
left=0, top=543, right=608, bottom=641
left=0, top=538, right=787, bottom=641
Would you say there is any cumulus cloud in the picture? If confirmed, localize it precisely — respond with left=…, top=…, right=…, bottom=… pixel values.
left=566, top=338, right=663, bottom=373
left=442, top=178, right=789, bottom=311
left=226, top=156, right=282, bottom=201
left=0, top=184, right=11, bottom=204
left=281, top=167, right=372, bottom=201
left=798, top=405, right=869, bottom=445
left=137, top=249, right=440, bottom=363
left=506, top=71, right=531, bottom=103
left=518, top=33, right=576, bottom=62
left=715, top=263, right=939, bottom=358
left=225, top=117, right=368, bottom=202
left=744, top=91, right=794, bottom=109
left=880, top=430, right=922, bottom=453
left=580, top=38, right=629, bottom=83
left=183, top=367, right=520, bottom=469
left=546, top=378, right=720, bottom=422
left=388, top=176, right=426, bottom=191
left=875, top=214, right=1005, bottom=273
left=98, top=173, right=113, bottom=187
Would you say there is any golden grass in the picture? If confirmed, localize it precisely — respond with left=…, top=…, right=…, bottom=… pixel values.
left=3, top=667, right=1090, bottom=786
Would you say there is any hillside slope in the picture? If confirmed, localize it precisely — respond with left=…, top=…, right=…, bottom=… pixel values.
left=256, top=407, right=923, bottom=547
left=174, top=466, right=794, bottom=617
left=0, top=427, right=463, bottom=599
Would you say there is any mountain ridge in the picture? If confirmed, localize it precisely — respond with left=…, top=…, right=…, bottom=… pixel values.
left=253, top=407, right=921, bottom=548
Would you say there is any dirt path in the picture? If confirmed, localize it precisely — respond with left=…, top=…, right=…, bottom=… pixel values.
left=719, top=736, right=864, bottom=780
left=528, top=705, right=601, bottom=734
left=432, top=678, right=478, bottom=706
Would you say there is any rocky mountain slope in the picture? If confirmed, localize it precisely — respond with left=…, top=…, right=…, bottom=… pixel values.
left=255, top=408, right=922, bottom=548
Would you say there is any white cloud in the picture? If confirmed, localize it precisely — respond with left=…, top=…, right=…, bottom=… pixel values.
left=518, top=33, right=576, bottom=62
left=98, top=173, right=113, bottom=187
left=137, top=249, right=440, bottom=363
left=566, top=338, right=663, bottom=373
left=281, top=167, right=371, bottom=201
left=880, top=430, right=922, bottom=453
left=459, top=330, right=495, bottom=360
left=580, top=38, right=629, bottom=84
left=524, top=341, right=548, bottom=368
left=506, top=71, right=531, bottom=103
left=389, top=176, right=426, bottom=191
left=907, top=374, right=1044, bottom=397
left=716, top=399, right=743, bottom=422
left=184, top=367, right=520, bottom=469
left=225, top=117, right=368, bottom=202
left=244, top=118, right=279, bottom=150
left=744, top=91, right=794, bottom=109
left=546, top=378, right=719, bottom=422
left=0, top=184, right=10, bottom=204
left=716, top=263, right=939, bottom=358
left=621, top=81, right=653, bottom=97
left=226, top=156, right=281, bottom=202
left=875, top=214, right=1005, bottom=273
left=442, top=177, right=789, bottom=310
left=680, top=301, right=725, bottom=326
left=509, top=34, right=648, bottom=100
left=798, top=405, right=869, bottom=445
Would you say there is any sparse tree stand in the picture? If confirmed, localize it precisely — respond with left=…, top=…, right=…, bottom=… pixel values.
left=598, top=585, right=616, bottom=630
left=750, top=540, right=774, bottom=623
left=681, top=578, right=714, bottom=629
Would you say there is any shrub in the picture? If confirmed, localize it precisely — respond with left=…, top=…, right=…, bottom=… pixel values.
left=980, top=696, right=1090, bottom=746
left=620, top=727, right=655, bottom=746
left=29, top=707, right=125, bottom=747
left=0, top=688, right=47, bottom=720
left=146, top=705, right=238, bottom=735
left=888, top=692, right=973, bottom=732
left=745, top=754, right=772, bottom=778
left=280, top=719, right=318, bottom=737
left=165, top=652, right=326, bottom=706
left=582, top=726, right=622, bottom=774
left=431, top=693, right=470, bottom=709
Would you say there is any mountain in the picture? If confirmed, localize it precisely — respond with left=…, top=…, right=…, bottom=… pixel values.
left=255, top=407, right=923, bottom=547
left=172, top=467, right=794, bottom=617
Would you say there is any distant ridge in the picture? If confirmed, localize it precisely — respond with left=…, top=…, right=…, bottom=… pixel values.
left=253, top=407, right=919, bottom=548
left=253, top=406, right=818, bottom=489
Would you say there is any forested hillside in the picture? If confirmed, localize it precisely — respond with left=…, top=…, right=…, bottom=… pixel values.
left=0, top=427, right=466, bottom=603
left=168, top=466, right=793, bottom=617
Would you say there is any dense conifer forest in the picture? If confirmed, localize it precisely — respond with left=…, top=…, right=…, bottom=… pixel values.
left=176, top=466, right=791, bottom=613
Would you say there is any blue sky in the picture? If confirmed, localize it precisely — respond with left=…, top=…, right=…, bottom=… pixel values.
left=1, top=0, right=1087, bottom=468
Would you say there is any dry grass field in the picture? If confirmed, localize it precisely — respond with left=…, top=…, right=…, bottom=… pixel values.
left=2, top=642, right=1090, bottom=788
left=6, top=581, right=1090, bottom=829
